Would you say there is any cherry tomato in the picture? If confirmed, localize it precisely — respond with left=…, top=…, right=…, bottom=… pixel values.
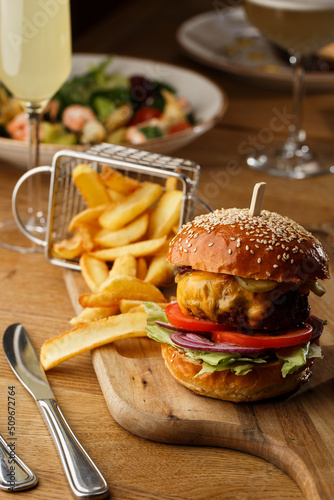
left=169, top=122, right=192, bottom=134
left=131, top=107, right=161, bottom=125
left=211, top=325, right=313, bottom=349
left=165, top=302, right=228, bottom=332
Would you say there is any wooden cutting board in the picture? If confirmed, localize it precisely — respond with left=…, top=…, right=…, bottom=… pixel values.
left=64, top=238, right=334, bottom=500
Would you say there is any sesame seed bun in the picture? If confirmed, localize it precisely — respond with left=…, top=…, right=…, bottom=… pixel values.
left=161, top=344, right=314, bottom=403
left=167, top=208, right=330, bottom=282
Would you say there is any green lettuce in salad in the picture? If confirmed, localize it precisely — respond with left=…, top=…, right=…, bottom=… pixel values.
left=144, top=302, right=323, bottom=378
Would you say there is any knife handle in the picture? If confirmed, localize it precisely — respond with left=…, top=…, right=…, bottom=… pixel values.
left=37, top=399, right=109, bottom=499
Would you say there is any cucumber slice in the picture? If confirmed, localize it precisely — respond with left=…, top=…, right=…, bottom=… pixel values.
left=309, top=281, right=326, bottom=297
left=235, top=276, right=277, bottom=292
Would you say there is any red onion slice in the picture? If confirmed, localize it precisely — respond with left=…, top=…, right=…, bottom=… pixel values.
left=155, top=320, right=210, bottom=335
left=308, top=315, right=324, bottom=343
left=170, top=332, right=267, bottom=355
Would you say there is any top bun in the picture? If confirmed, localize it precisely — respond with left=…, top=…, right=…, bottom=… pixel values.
left=167, top=208, right=330, bottom=282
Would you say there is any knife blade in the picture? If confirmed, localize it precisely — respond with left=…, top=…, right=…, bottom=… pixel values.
left=3, top=323, right=109, bottom=499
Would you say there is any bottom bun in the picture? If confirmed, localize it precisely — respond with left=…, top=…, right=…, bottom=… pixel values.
left=161, top=344, right=313, bottom=403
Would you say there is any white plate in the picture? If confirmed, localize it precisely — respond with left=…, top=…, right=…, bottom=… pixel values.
left=1, top=54, right=227, bottom=169
left=177, top=8, right=334, bottom=90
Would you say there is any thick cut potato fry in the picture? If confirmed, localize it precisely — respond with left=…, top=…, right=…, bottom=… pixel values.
left=70, top=306, right=118, bottom=326
left=165, top=176, right=178, bottom=191
left=68, top=204, right=108, bottom=233
left=107, top=254, right=137, bottom=279
left=136, top=257, right=147, bottom=281
left=145, top=255, right=175, bottom=287
left=79, top=253, right=109, bottom=292
left=99, top=165, right=140, bottom=195
left=79, top=275, right=166, bottom=308
left=148, top=189, right=183, bottom=239
left=52, top=231, right=84, bottom=260
left=76, top=224, right=97, bottom=252
left=72, top=164, right=110, bottom=207
left=107, top=189, right=126, bottom=203
left=90, top=236, right=166, bottom=261
left=40, top=312, right=147, bottom=370
left=94, top=213, right=148, bottom=248
left=99, top=182, right=163, bottom=231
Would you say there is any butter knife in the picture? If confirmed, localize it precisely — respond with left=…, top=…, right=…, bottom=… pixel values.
left=3, top=324, right=109, bottom=499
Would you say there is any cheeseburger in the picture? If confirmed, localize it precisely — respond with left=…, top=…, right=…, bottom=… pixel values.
left=145, top=208, right=330, bottom=402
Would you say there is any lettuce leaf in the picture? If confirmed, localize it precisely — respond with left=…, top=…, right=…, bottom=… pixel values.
left=144, top=302, right=322, bottom=378
left=277, top=342, right=323, bottom=377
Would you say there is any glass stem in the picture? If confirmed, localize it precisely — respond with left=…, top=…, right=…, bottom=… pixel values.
left=287, top=54, right=306, bottom=149
left=27, top=108, right=43, bottom=222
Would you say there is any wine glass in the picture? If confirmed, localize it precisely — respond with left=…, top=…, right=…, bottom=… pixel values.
left=0, top=0, right=71, bottom=252
left=243, top=0, right=334, bottom=179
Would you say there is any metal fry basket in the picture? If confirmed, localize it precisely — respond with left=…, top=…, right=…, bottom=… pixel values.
left=12, top=143, right=211, bottom=270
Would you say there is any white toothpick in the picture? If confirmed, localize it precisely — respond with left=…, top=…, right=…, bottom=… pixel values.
left=249, top=182, right=266, bottom=216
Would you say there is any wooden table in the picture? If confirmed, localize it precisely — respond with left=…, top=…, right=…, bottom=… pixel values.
left=0, top=1, right=334, bottom=498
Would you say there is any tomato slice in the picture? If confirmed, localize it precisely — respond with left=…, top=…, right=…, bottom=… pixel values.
left=165, top=302, right=313, bottom=349
left=165, top=302, right=230, bottom=332
left=211, top=325, right=313, bottom=349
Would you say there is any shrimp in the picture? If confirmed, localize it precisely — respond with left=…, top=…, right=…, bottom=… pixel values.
left=6, top=112, right=45, bottom=141
left=62, top=105, right=96, bottom=132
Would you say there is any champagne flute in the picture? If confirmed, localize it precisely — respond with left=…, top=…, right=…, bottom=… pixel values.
left=0, top=0, right=71, bottom=252
left=243, top=0, right=334, bottom=179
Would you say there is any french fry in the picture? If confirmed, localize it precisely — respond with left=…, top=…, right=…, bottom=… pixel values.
left=99, top=165, right=140, bottom=195
left=68, top=204, right=108, bottom=232
left=98, top=182, right=163, bottom=231
left=51, top=231, right=84, bottom=260
left=72, top=164, right=110, bottom=207
left=148, top=189, right=183, bottom=238
left=40, top=312, right=148, bottom=370
left=145, top=255, right=175, bottom=287
left=79, top=253, right=110, bottom=292
left=107, top=254, right=137, bottom=279
left=70, top=306, right=118, bottom=326
left=165, top=176, right=178, bottom=191
left=94, top=213, right=148, bottom=248
left=76, top=223, right=97, bottom=252
left=136, top=257, right=147, bottom=280
left=107, top=189, right=126, bottom=203
left=90, top=236, right=166, bottom=261
left=79, top=275, right=166, bottom=308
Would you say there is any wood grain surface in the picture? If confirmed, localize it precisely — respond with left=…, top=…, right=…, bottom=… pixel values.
left=64, top=241, right=334, bottom=500
left=0, top=1, right=333, bottom=498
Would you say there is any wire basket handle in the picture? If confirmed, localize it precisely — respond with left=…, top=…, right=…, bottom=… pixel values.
left=12, top=166, right=52, bottom=247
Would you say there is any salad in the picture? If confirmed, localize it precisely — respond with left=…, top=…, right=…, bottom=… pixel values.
left=0, top=57, right=196, bottom=147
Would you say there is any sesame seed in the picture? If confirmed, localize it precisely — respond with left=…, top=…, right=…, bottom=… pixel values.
left=193, top=247, right=197, bottom=252
left=257, top=258, right=262, bottom=263
left=228, top=249, right=232, bottom=254
left=266, top=271, right=271, bottom=277
left=184, top=248, right=188, bottom=253
left=208, top=242, right=214, bottom=247
left=250, top=249, right=254, bottom=254
left=246, top=245, right=249, bottom=251
left=273, top=264, right=278, bottom=268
